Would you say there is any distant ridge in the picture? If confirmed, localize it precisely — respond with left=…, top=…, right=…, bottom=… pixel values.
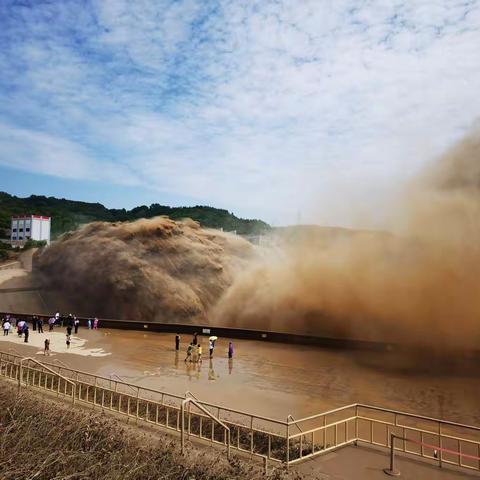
left=0, top=192, right=270, bottom=238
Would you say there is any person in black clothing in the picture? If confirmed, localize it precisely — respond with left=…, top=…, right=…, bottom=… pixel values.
left=66, top=325, right=72, bottom=336
left=74, top=318, right=80, bottom=334
left=192, top=332, right=198, bottom=345
left=32, top=315, right=37, bottom=331
left=37, top=317, right=44, bottom=333
left=175, top=334, right=180, bottom=351
left=24, top=325, right=29, bottom=343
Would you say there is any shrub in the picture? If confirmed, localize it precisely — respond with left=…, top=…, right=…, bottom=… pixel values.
left=23, top=239, right=47, bottom=250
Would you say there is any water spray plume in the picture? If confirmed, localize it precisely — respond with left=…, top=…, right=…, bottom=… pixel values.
left=212, top=129, right=480, bottom=349
left=36, top=217, right=255, bottom=323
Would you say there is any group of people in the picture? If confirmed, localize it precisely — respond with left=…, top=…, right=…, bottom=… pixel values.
left=1, top=312, right=100, bottom=354
left=2, top=314, right=34, bottom=341
left=178, top=332, right=234, bottom=363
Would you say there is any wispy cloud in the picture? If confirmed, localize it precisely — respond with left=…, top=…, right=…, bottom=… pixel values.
left=0, top=0, right=479, bottom=225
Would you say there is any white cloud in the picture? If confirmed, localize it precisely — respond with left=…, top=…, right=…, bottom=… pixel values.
left=0, top=123, right=139, bottom=186
left=0, top=0, right=479, bottom=225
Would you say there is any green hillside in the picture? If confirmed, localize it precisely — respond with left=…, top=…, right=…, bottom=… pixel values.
left=0, top=192, right=270, bottom=238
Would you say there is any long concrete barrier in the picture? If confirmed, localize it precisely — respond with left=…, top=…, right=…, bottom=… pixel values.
left=0, top=309, right=388, bottom=350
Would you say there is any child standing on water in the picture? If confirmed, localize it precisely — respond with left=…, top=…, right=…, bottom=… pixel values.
left=44, top=338, right=50, bottom=356
left=184, top=343, right=193, bottom=362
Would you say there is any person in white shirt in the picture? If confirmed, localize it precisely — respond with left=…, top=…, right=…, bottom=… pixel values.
left=3, top=321, right=11, bottom=336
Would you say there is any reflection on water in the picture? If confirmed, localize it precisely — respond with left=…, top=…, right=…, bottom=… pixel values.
left=228, top=358, right=233, bottom=375
left=208, top=359, right=217, bottom=381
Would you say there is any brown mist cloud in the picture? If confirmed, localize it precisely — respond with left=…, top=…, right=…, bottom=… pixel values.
left=36, top=217, right=255, bottom=323
left=212, top=130, right=480, bottom=349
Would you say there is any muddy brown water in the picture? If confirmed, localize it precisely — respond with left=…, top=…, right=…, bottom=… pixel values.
left=3, top=327, right=480, bottom=425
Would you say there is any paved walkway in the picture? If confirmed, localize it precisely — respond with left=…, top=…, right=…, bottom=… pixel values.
left=296, top=446, right=478, bottom=479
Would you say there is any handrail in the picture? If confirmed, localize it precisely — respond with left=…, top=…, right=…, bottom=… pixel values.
left=181, top=397, right=231, bottom=459
left=18, top=357, right=76, bottom=404
left=109, top=373, right=137, bottom=393
left=356, top=403, right=480, bottom=432
left=292, top=403, right=358, bottom=424
left=287, top=414, right=303, bottom=433
left=185, top=390, right=199, bottom=401
left=49, top=358, right=70, bottom=369
left=289, top=416, right=358, bottom=438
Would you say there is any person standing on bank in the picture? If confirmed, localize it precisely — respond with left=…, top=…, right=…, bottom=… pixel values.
left=3, top=320, right=10, bottom=336
left=209, top=339, right=214, bottom=358
left=74, top=317, right=80, bottom=334
left=23, top=324, right=29, bottom=343
left=17, top=319, right=25, bottom=337
left=228, top=341, right=234, bottom=359
left=175, top=334, right=180, bottom=351
left=37, top=317, right=44, bottom=333
left=32, top=315, right=37, bottom=331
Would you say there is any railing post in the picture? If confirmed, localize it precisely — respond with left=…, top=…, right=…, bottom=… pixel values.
left=136, top=388, right=140, bottom=421
left=227, top=428, right=231, bottom=460
left=286, top=417, right=290, bottom=469
left=438, top=423, right=443, bottom=468
left=17, top=359, right=23, bottom=392
left=250, top=417, right=254, bottom=454
left=355, top=405, right=359, bottom=445
left=181, top=400, right=186, bottom=454
left=384, top=433, right=400, bottom=476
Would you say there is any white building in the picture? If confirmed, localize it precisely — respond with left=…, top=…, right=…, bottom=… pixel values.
left=11, top=215, right=51, bottom=245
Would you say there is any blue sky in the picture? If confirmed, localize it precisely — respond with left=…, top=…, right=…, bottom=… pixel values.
left=0, top=0, right=479, bottom=226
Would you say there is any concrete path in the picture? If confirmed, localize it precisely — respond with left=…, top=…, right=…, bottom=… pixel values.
left=296, top=445, right=478, bottom=479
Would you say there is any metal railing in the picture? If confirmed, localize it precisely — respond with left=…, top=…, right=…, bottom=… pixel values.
left=181, top=396, right=231, bottom=459
left=1, top=349, right=480, bottom=474
left=11, top=356, right=77, bottom=404
left=0, top=350, right=287, bottom=463
left=286, top=403, right=480, bottom=472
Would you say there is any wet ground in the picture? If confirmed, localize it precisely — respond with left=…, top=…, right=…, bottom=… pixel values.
left=1, top=326, right=480, bottom=425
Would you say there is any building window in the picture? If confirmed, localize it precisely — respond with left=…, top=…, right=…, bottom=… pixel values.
left=12, top=228, right=17, bottom=232
left=25, top=227, right=30, bottom=232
